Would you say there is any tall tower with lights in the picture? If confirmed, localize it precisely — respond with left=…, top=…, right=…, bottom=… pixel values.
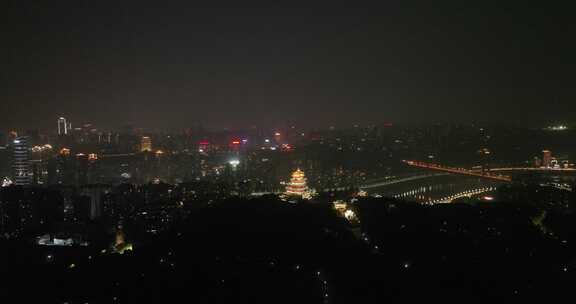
left=57, top=117, right=69, bottom=135
left=285, top=168, right=308, bottom=196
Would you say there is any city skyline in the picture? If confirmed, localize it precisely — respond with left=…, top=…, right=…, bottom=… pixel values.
left=2, top=112, right=575, bottom=134
left=2, top=2, right=576, bottom=301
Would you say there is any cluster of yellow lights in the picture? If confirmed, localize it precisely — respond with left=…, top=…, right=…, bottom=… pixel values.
left=344, top=210, right=357, bottom=221
left=141, top=136, right=152, bottom=152
left=59, top=148, right=71, bottom=156
left=478, top=148, right=491, bottom=155
left=32, top=144, right=53, bottom=153
left=333, top=200, right=347, bottom=212
left=57, top=149, right=98, bottom=160
left=291, top=169, right=305, bottom=179
left=332, top=201, right=360, bottom=223
left=116, top=243, right=133, bottom=255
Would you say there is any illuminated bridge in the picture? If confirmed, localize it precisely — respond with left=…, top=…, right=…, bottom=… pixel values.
left=394, top=186, right=497, bottom=204
left=487, top=167, right=576, bottom=173
left=403, top=160, right=513, bottom=182
left=360, top=173, right=449, bottom=190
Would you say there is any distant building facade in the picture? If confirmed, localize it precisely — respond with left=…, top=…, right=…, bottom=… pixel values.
left=12, top=136, right=31, bottom=185
left=141, top=136, right=152, bottom=152
left=542, top=150, right=552, bottom=168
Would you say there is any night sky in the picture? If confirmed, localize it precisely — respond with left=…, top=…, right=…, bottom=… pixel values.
left=2, top=1, right=575, bottom=130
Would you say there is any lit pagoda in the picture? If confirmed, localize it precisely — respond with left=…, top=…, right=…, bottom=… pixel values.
left=285, top=168, right=309, bottom=196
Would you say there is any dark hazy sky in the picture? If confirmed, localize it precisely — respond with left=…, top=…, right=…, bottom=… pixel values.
left=1, top=1, right=575, bottom=130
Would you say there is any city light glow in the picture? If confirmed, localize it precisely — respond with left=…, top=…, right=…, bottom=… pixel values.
left=228, top=159, right=240, bottom=168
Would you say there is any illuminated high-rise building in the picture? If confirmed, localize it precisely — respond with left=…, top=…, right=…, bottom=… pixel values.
left=12, top=136, right=31, bottom=185
left=57, top=117, right=70, bottom=135
left=198, top=141, right=210, bottom=153
left=30, top=154, right=49, bottom=185
left=285, top=168, right=308, bottom=196
left=140, top=136, right=152, bottom=152
left=542, top=150, right=552, bottom=168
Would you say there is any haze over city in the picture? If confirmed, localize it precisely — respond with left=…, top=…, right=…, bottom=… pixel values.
left=2, top=1, right=576, bottom=129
